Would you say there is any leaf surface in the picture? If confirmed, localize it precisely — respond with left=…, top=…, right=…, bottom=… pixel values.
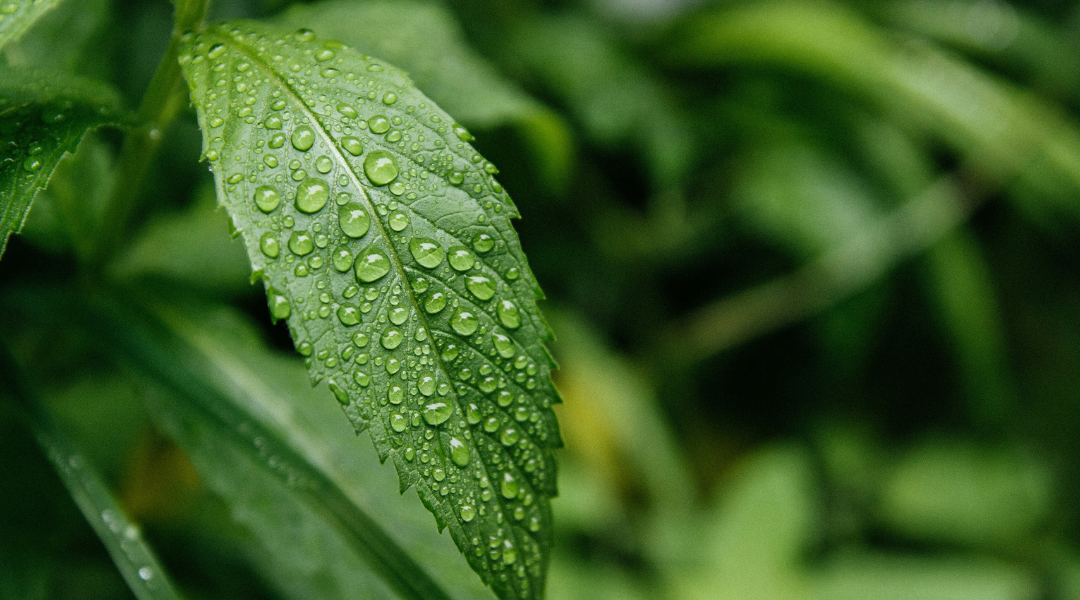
left=275, top=0, right=573, bottom=189
left=178, top=21, right=560, bottom=600
left=0, top=0, right=63, bottom=50
left=0, top=67, right=126, bottom=258
left=99, top=299, right=493, bottom=600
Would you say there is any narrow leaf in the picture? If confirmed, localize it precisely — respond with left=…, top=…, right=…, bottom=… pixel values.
left=0, top=0, right=64, bottom=50
left=0, top=348, right=182, bottom=600
left=0, top=67, right=127, bottom=257
left=177, top=22, right=560, bottom=600
left=90, top=294, right=492, bottom=600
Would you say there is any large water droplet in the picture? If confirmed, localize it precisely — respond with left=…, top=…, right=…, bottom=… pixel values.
left=328, top=378, right=349, bottom=404
left=355, top=247, right=390, bottom=282
left=473, top=233, right=494, bottom=253
left=389, top=385, right=404, bottom=404
left=254, top=186, right=280, bottom=212
left=459, top=504, right=476, bottom=522
left=338, top=103, right=358, bottom=118
left=448, top=247, right=474, bottom=271
left=424, top=292, right=447, bottom=314
left=422, top=402, right=453, bottom=426
left=208, top=44, right=226, bottom=59
left=409, top=238, right=444, bottom=268
left=368, top=115, right=390, bottom=134
left=492, top=331, right=514, bottom=358
left=332, top=246, right=352, bottom=271
left=450, top=309, right=478, bottom=335
left=291, top=125, right=315, bottom=151
left=418, top=375, right=436, bottom=396
left=465, top=275, right=496, bottom=301
left=502, top=541, right=517, bottom=565
left=381, top=328, right=403, bottom=349
left=500, top=473, right=519, bottom=499
left=390, top=413, right=407, bottom=432
left=260, top=233, right=280, bottom=258
left=315, top=155, right=333, bottom=174
left=388, top=212, right=409, bottom=231
left=269, top=290, right=290, bottom=320
left=449, top=437, right=470, bottom=467
left=389, top=306, right=408, bottom=325
left=341, top=136, right=363, bottom=156
left=22, top=156, right=42, bottom=172
left=337, top=305, right=360, bottom=326
left=295, top=177, right=329, bottom=213
left=338, top=203, right=370, bottom=238
left=364, top=151, right=398, bottom=185
left=497, top=300, right=521, bottom=329
left=500, top=428, right=519, bottom=446
left=288, top=232, right=314, bottom=256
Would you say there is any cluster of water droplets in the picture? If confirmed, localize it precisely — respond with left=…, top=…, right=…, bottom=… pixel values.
left=0, top=72, right=115, bottom=196
left=179, top=23, right=561, bottom=598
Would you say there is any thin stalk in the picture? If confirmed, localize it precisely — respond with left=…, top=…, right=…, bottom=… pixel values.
left=657, top=172, right=982, bottom=363
left=90, top=0, right=210, bottom=268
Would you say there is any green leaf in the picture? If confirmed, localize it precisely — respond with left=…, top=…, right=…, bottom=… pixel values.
left=178, top=21, right=560, bottom=600
left=0, top=67, right=127, bottom=258
left=275, top=0, right=573, bottom=190
left=18, top=132, right=113, bottom=260
left=878, top=440, right=1052, bottom=547
left=117, top=301, right=496, bottom=600
left=110, top=184, right=254, bottom=295
left=0, top=349, right=182, bottom=600
left=1, top=0, right=109, bottom=73
left=0, top=0, right=64, bottom=50
left=510, top=14, right=694, bottom=185
left=665, top=2, right=1080, bottom=218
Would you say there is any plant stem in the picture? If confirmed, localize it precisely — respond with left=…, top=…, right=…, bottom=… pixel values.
left=90, top=0, right=210, bottom=268
left=657, top=172, right=981, bottom=363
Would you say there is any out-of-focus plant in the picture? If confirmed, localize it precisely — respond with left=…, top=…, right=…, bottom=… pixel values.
left=6, top=0, right=1080, bottom=599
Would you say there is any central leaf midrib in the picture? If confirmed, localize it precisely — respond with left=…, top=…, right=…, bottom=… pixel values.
left=213, top=28, right=536, bottom=559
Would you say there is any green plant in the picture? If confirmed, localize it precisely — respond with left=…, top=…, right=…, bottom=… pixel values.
left=1, top=0, right=559, bottom=599
left=9, top=1, right=1080, bottom=600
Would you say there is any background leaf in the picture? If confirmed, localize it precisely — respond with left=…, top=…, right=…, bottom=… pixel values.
left=0, top=67, right=127, bottom=258
left=96, top=298, right=498, bottom=600
left=178, top=21, right=561, bottom=600
left=0, top=349, right=182, bottom=600
left=0, top=0, right=64, bottom=51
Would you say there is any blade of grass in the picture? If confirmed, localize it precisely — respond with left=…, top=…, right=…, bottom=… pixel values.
left=0, top=344, right=183, bottom=600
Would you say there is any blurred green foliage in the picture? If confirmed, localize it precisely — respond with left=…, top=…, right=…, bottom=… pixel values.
left=6, top=0, right=1080, bottom=598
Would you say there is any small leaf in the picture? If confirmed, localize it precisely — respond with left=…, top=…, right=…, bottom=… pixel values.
left=0, top=0, right=65, bottom=50
left=178, top=21, right=561, bottom=600
left=0, top=67, right=127, bottom=258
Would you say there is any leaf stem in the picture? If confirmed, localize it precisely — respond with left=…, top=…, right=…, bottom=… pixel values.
left=90, top=0, right=210, bottom=268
